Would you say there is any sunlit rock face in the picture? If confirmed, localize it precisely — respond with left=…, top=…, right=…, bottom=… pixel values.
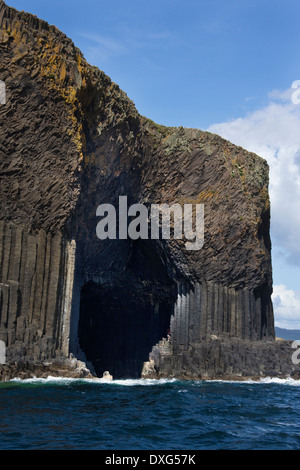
left=1, top=1, right=293, bottom=382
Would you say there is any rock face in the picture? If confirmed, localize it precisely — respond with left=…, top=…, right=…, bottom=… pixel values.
left=0, top=1, right=298, bottom=380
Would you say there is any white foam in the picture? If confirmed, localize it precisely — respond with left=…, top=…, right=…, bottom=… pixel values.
left=256, top=376, right=300, bottom=386
left=208, top=376, right=300, bottom=386
left=8, top=376, right=178, bottom=386
left=111, top=378, right=177, bottom=386
left=10, top=376, right=82, bottom=385
left=8, top=375, right=300, bottom=387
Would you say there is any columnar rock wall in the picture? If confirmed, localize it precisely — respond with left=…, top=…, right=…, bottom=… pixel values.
left=170, top=281, right=274, bottom=353
left=0, top=1, right=298, bottom=380
left=0, top=221, right=73, bottom=363
left=142, top=337, right=299, bottom=380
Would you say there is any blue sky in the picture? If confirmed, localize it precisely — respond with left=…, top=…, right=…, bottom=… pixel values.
left=6, top=0, right=300, bottom=328
left=6, top=0, right=300, bottom=128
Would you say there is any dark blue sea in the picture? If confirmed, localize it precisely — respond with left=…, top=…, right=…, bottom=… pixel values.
left=0, top=376, right=299, bottom=451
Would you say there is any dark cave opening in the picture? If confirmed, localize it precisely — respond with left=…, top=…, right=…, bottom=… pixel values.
left=78, top=283, right=174, bottom=378
left=77, top=240, right=177, bottom=379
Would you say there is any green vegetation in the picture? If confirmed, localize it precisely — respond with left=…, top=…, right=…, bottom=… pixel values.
left=147, top=118, right=172, bottom=138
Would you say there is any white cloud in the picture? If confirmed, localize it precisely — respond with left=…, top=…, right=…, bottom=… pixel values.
left=207, top=88, right=300, bottom=329
left=207, top=88, right=300, bottom=268
left=78, top=33, right=128, bottom=62
left=78, top=29, right=174, bottom=64
left=272, top=285, right=300, bottom=329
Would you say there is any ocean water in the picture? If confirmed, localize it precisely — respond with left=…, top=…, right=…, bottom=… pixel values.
left=0, top=376, right=299, bottom=450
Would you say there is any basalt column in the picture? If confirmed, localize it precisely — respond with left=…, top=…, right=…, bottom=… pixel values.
left=0, top=221, right=75, bottom=363
left=1, top=1, right=294, bottom=382
left=169, top=281, right=274, bottom=348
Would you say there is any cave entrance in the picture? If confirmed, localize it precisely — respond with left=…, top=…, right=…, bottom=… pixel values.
left=77, top=240, right=177, bottom=379
left=78, top=283, right=174, bottom=378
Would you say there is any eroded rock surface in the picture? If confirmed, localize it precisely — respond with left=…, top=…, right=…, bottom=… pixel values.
left=0, top=1, right=298, bottom=380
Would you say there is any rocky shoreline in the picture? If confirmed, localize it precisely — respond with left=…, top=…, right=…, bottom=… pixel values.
left=1, top=362, right=299, bottom=383
left=1, top=336, right=300, bottom=383
left=141, top=337, right=300, bottom=382
left=0, top=357, right=95, bottom=382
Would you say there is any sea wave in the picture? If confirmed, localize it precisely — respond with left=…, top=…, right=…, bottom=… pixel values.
left=254, top=376, right=300, bottom=386
left=209, top=376, right=300, bottom=386
left=110, top=378, right=178, bottom=386
left=2, top=374, right=300, bottom=450
left=8, top=376, right=179, bottom=386
left=5, top=375, right=300, bottom=388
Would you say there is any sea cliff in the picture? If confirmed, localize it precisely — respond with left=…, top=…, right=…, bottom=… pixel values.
left=0, top=1, right=298, bottom=381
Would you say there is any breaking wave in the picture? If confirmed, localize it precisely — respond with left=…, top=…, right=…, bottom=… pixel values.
left=1, top=374, right=300, bottom=450
left=7, top=376, right=178, bottom=387
left=5, top=375, right=300, bottom=387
